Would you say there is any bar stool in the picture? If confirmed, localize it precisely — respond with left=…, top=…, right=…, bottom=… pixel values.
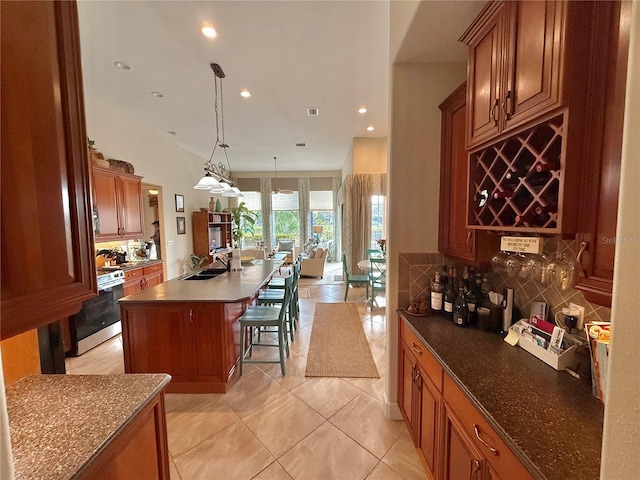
left=239, top=274, right=293, bottom=376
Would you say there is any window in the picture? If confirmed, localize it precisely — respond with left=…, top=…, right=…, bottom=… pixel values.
left=273, top=192, right=300, bottom=244
left=309, top=190, right=334, bottom=247
left=241, top=192, right=262, bottom=247
left=371, top=194, right=386, bottom=249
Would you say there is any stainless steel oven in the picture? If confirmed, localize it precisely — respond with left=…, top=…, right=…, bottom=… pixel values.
left=69, top=270, right=125, bottom=355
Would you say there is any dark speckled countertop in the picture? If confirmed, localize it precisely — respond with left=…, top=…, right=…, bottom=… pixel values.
left=399, top=310, right=603, bottom=480
left=6, top=374, right=171, bottom=480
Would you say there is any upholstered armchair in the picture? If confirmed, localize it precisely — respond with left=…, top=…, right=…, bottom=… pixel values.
left=300, top=247, right=328, bottom=278
left=276, top=240, right=296, bottom=264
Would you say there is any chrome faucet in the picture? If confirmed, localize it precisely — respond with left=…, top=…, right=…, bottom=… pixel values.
left=212, top=251, right=231, bottom=271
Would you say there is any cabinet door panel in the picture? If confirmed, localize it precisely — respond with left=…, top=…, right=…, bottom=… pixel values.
left=442, top=405, right=483, bottom=480
left=1, top=0, right=95, bottom=339
left=93, top=170, right=120, bottom=238
left=466, top=10, right=503, bottom=147
left=122, top=306, right=191, bottom=380
left=192, top=305, right=225, bottom=380
left=398, top=340, right=415, bottom=431
left=417, top=369, right=439, bottom=479
left=504, top=1, right=563, bottom=130
left=119, top=175, right=144, bottom=238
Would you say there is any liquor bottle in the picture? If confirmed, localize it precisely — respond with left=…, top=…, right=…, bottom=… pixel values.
left=430, top=272, right=444, bottom=312
left=481, top=272, right=492, bottom=299
left=462, top=266, right=470, bottom=290
left=453, top=284, right=468, bottom=327
left=443, top=273, right=456, bottom=320
left=465, top=280, right=479, bottom=325
left=440, top=265, right=449, bottom=291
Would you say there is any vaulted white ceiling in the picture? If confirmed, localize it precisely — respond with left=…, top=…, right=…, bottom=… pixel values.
left=77, top=1, right=482, bottom=174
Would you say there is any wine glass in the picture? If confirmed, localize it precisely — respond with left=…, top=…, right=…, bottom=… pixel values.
left=491, top=250, right=510, bottom=274
left=505, top=252, right=526, bottom=278
left=546, top=243, right=575, bottom=290
left=528, top=254, right=549, bottom=285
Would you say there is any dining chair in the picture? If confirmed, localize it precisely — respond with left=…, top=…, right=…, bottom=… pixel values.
left=369, top=257, right=387, bottom=308
left=342, top=252, right=369, bottom=301
left=239, top=274, right=293, bottom=376
left=366, top=248, right=383, bottom=259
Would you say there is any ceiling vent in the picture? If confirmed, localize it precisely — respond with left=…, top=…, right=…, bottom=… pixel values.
left=295, top=143, right=307, bottom=147
left=307, top=107, right=319, bottom=116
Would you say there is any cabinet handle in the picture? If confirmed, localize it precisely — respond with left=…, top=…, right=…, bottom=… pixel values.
left=189, top=309, right=194, bottom=323
left=466, top=230, right=472, bottom=250
left=471, top=459, right=482, bottom=479
left=410, top=342, right=422, bottom=356
left=502, top=90, right=512, bottom=119
left=489, top=98, right=499, bottom=126
left=473, top=424, right=498, bottom=456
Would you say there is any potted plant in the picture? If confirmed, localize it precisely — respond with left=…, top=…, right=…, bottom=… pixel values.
left=230, top=202, right=258, bottom=248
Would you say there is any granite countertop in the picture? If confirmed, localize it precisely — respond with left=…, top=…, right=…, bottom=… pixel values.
left=6, top=373, right=171, bottom=480
left=399, top=310, right=604, bottom=480
left=119, top=259, right=282, bottom=303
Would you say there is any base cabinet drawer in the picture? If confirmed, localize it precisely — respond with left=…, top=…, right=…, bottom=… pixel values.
left=443, top=374, right=534, bottom=480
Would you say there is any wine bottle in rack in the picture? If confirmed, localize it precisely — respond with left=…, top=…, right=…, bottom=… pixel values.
left=534, top=160, right=560, bottom=173
left=493, top=189, right=514, bottom=199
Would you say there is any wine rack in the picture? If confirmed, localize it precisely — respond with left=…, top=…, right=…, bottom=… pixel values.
left=468, top=116, right=564, bottom=232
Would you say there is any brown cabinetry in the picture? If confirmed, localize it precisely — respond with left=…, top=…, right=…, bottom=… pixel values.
left=462, top=0, right=564, bottom=149
left=462, top=0, right=623, bottom=237
left=123, top=263, right=164, bottom=296
left=0, top=0, right=96, bottom=339
left=121, top=300, right=244, bottom=393
left=398, top=321, right=442, bottom=479
left=398, top=317, right=533, bottom=480
left=93, top=166, right=144, bottom=241
left=438, top=83, right=498, bottom=263
left=192, top=210, right=232, bottom=259
left=574, top=1, right=630, bottom=308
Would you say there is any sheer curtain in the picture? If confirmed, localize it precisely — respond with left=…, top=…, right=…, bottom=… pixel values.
left=332, top=177, right=342, bottom=263
left=260, top=178, right=273, bottom=250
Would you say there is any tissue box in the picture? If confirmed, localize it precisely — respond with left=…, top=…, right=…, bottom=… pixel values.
left=510, top=320, right=577, bottom=371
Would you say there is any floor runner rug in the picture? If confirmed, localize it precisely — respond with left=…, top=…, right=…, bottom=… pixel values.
left=305, top=302, right=379, bottom=378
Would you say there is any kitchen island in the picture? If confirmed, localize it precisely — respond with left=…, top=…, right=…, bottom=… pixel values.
left=119, top=259, right=282, bottom=393
left=6, top=373, right=171, bottom=480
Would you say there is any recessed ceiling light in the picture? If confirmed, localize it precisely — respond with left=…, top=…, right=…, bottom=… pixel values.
left=148, top=189, right=159, bottom=195
left=201, top=25, right=217, bottom=38
left=113, top=61, right=132, bottom=70
left=239, top=90, right=251, bottom=98
left=358, top=107, right=368, bottom=114
left=151, top=91, right=164, bottom=98
left=367, top=126, right=375, bottom=131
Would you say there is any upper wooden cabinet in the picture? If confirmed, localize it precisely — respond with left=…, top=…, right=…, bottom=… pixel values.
left=574, top=0, right=630, bottom=307
left=93, top=166, right=144, bottom=241
left=462, top=0, right=565, bottom=149
left=192, top=211, right=232, bottom=261
left=438, top=83, right=499, bottom=263
left=0, top=1, right=96, bottom=339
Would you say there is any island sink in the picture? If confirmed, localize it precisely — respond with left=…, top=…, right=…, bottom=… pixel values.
left=183, top=268, right=228, bottom=281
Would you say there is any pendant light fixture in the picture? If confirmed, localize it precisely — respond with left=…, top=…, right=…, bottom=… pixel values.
left=272, top=156, right=293, bottom=194
left=194, top=63, right=243, bottom=197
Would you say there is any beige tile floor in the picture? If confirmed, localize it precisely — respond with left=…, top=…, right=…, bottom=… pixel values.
left=66, top=263, right=426, bottom=480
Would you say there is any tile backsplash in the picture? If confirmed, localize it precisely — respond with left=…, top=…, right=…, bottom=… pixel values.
left=398, top=239, right=611, bottom=325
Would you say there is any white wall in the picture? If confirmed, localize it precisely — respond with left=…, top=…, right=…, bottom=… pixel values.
left=353, top=137, right=388, bottom=174
left=384, top=62, right=466, bottom=418
left=85, top=99, right=216, bottom=279
left=600, top=2, right=640, bottom=477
